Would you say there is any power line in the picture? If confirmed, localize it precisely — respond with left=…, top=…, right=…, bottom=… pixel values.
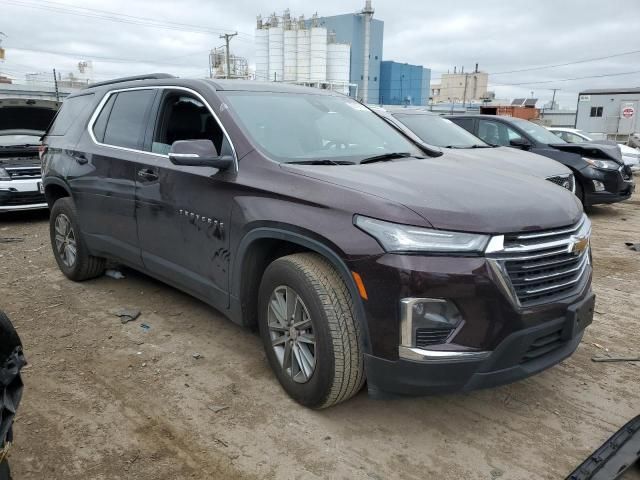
left=0, top=0, right=254, bottom=40
left=429, top=47, right=640, bottom=82
left=489, top=69, right=640, bottom=87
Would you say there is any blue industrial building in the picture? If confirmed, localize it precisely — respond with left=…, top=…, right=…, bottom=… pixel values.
left=379, top=61, right=431, bottom=106
left=313, top=13, right=384, bottom=103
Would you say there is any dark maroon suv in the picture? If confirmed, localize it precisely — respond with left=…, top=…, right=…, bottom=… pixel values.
left=41, top=75, right=594, bottom=408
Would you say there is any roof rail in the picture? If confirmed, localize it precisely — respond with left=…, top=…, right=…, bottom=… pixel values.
left=85, top=73, right=176, bottom=89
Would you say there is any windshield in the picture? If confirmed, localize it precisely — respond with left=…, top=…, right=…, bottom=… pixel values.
left=393, top=114, right=488, bottom=148
left=512, top=118, right=566, bottom=144
left=222, top=92, right=423, bottom=163
left=0, top=134, right=41, bottom=147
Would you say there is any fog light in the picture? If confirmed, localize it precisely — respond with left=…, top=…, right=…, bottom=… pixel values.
left=592, top=180, right=606, bottom=192
left=400, top=298, right=463, bottom=348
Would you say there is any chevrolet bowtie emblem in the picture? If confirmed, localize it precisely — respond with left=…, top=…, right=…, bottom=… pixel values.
left=568, top=235, right=589, bottom=255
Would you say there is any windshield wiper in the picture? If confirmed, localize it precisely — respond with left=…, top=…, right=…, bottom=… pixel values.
left=359, top=152, right=412, bottom=164
left=287, top=159, right=355, bottom=165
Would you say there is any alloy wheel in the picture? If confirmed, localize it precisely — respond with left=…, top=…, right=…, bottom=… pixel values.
left=54, top=213, right=77, bottom=268
left=267, top=286, right=316, bottom=383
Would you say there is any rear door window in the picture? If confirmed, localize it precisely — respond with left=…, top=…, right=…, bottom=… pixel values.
left=101, top=89, right=156, bottom=150
left=48, top=94, right=94, bottom=136
left=476, top=120, right=523, bottom=147
left=92, top=94, right=116, bottom=143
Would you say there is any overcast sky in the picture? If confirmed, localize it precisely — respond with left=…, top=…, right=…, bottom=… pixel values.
left=1, top=0, right=640, bottom=107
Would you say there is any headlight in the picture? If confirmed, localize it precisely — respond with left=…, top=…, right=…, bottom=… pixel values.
left=355, top=215, right=490, bottom=253
left=0, top=167, right=10, bottom=181
left=583, top=157, right=620, bottom=170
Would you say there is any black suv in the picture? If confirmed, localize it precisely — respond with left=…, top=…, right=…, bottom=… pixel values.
left=42, top=75, right=594, bottom=408
left=448, top=114, right=634, bottom=207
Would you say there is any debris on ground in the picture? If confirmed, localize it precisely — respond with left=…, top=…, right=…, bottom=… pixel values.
left=112, top=308, right=141, bottom=324
left=592, top=356, right=640, bottom=363
left=591, top=342, right=608, bottom=351
left=0, top=237, right=24, bottom=243
left=625, top=242, right=640, bottom=252
left=105, top=269, right=126, bottom=279
left=140, top=323, right=151, bottom=332
left=207, top=405, right=229, bottom=413
left=192, top=353, right=202, bottom=359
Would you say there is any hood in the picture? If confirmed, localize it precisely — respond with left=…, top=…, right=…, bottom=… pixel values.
left=550, top=142, right=623, bottom=163
left=443, top=147, right=570, bottom=178
left=282, top=157, right=583, bottom=234
left=0, top=98, right=60, bottom=134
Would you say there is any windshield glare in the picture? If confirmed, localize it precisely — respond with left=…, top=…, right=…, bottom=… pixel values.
left=0, top=134, right=41, bottom=147
left=222, top=92, right=422, bottom=163
left=394, top=114, right=487, bottom=148
left=513, top=119, right=566, bottom=144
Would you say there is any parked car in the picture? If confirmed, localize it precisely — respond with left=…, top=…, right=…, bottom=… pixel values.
left=0, top=310, right=26, bottom=480
left=448, top=114, right=635, bottom=207
left=373, top=107, right=576, bottom=193
left=42, top=75, right=594, bottom=408
left=548, top=127, right=640, bottom=172
left=0, top=98, right=60, bottom=212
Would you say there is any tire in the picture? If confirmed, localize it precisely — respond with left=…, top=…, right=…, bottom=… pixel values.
left=49, top=197, right=105, bottom=281
left=0, top=311, right=21, bottom=365
left=0, top=459, right=11, bottom=480
left=575, top=180, right=585, bottom=205
left=258, top=253, right=365, bottom=409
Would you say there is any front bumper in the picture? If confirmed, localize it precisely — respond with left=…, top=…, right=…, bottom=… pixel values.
left=582, top=165, right=635, bottom=206
left=365, top=292, right=594, bottom=396
left=0, top=179, right=47, bottom=212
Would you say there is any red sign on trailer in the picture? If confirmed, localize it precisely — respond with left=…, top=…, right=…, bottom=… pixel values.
left=622, top=106, right=635, bottom=119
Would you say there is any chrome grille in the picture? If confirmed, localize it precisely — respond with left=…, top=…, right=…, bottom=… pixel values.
left=487, top=215, right=591, bottom=307
left=546, top=173, right=575, bottom=192
left=6, top=167, right=41, bottom=179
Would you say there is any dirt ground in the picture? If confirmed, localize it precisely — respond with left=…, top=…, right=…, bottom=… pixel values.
left=1, top=193, right=639, bottom=480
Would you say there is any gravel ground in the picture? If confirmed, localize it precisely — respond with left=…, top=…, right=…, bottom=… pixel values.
left=1, top=194, right=639, bottom=480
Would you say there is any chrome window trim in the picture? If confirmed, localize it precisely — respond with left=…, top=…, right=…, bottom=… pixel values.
left=86, top=85, right=238, bottom=171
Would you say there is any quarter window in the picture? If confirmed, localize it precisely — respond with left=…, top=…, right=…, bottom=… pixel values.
left=101, top=89, right=156, bottom=149
left=48, top=93, right=94, bottom=136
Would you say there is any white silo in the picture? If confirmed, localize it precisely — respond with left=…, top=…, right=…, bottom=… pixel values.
left=268, top=15, right=284, bottom=82
left=327, top=42, right=351, bottom=95
left=283, top=13, right=297, bottom=82
left=309, top=25, right=327, bottom=83
left=254, top=16, right=269, bottom=82
left=296, top=16, right=310, bottom=83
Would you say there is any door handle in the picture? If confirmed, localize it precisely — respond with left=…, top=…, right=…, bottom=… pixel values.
left=137, top=168, right=159, bottom=181
left=71, top=151, right=88, bottom=165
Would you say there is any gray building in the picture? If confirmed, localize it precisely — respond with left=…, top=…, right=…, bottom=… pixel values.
left=576, top=88, right=640, bottom=140
left=313, top=12, right=384, bottom=103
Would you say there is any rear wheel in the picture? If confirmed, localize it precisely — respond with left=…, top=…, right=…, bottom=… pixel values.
left=49, top=198, right=105, bottom=281
left=258, top=253, right=365, bottom=409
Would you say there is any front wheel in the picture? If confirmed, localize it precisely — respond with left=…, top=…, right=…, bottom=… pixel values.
left=258, top=253, right=365, bottom=409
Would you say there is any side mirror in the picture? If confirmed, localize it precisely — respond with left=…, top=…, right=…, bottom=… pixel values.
left=509, top=137, right=531, bottom=150
left=169, top=139, right=233, bottom=170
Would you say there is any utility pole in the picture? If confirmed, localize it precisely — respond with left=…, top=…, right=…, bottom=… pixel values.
left=462, top=72, right=469, bottom=108
left=550, top=88, right=560, bottom=110
left=52, top=68, right=60, bottom=102
left=219, top=32, right=237, bottom=79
